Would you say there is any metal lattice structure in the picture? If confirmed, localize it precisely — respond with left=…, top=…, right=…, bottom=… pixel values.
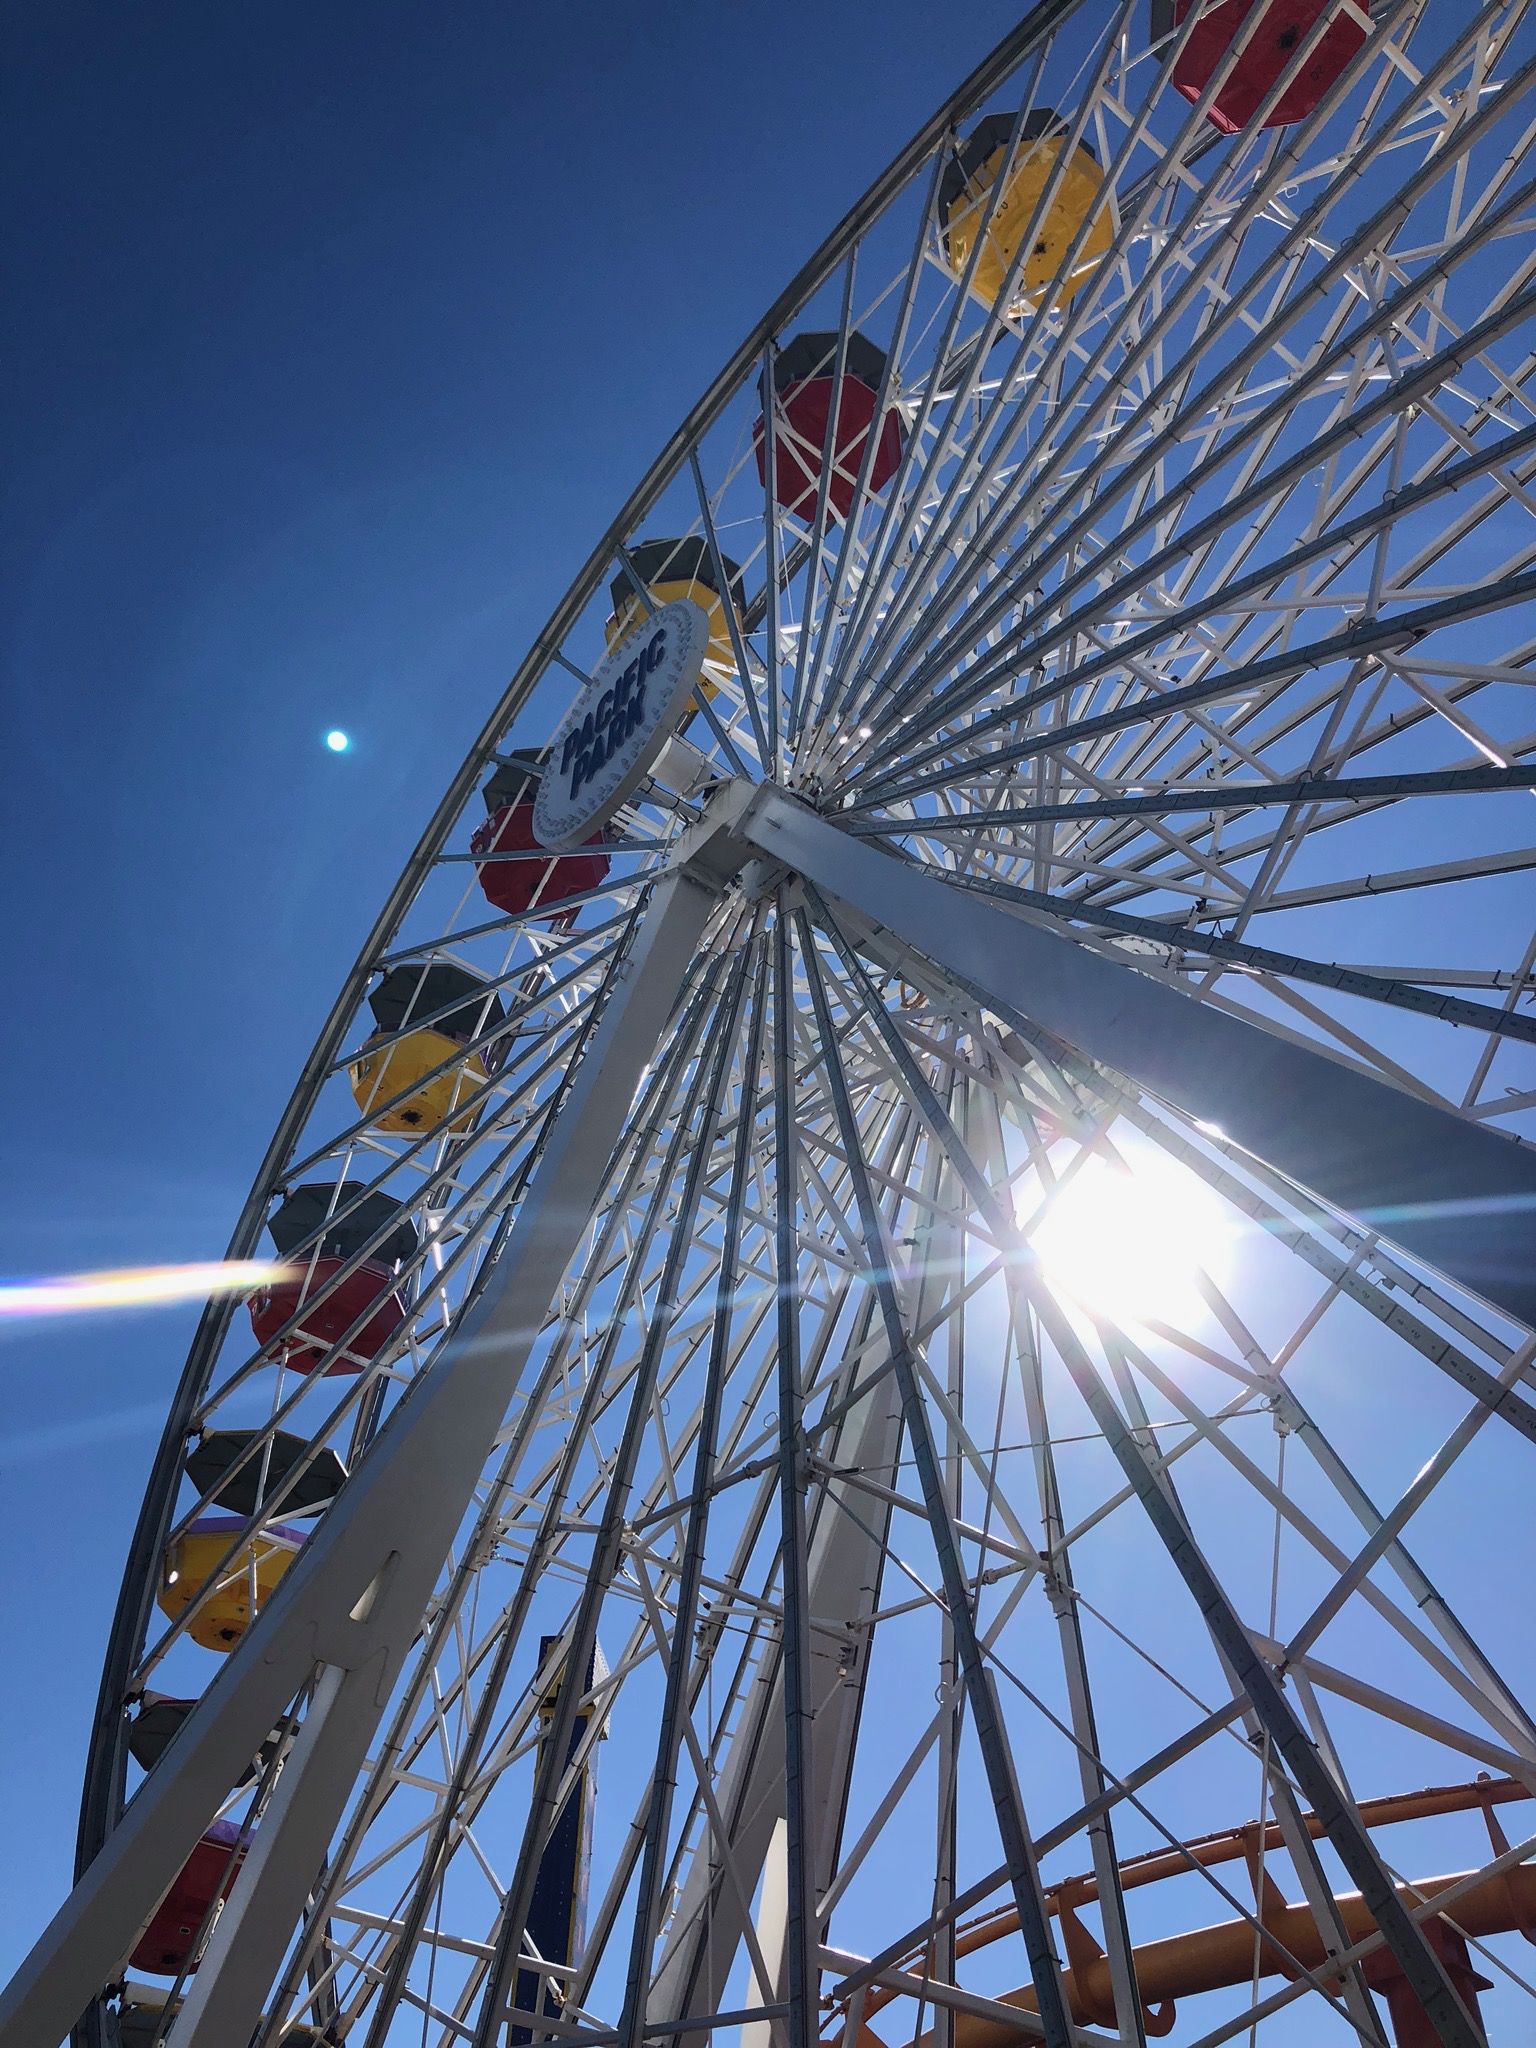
left=7, top=4, right=1536, bottom=2045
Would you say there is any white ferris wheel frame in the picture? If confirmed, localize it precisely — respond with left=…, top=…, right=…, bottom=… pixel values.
left=8, top=0, right=1536, bottom=2043
left=4, top=777, right=1532, bottom=2048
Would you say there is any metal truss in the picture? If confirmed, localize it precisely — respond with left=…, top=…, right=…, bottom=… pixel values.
left=11, top=5, right=1536, bottom=2046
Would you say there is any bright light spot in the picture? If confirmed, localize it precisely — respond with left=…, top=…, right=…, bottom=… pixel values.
left=857, top=725, right=874, bottom=740
left=0, top=1261, right=294, bottom=1322
left=325, top=729, right=351, bottom=753
left=1028, top=1154, right=1232, bottom=1326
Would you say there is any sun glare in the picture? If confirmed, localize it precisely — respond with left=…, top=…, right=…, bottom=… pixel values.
left=1028, top=1152, right=1232, bottom=1326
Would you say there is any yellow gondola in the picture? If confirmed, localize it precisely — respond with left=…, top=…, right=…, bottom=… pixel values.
left=940, top=110, right=1112, bottom=317
left=348, top=963, right=504, bottom=1135
left=157, top=1517, right=305, bottom=1652
left=349, top=1026, right=490, bottom=1135
left=605, top=538, right=745, bottom=696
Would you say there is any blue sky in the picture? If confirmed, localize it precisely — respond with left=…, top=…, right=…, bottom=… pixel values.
left=0, top=0, right=1026, bottom=1972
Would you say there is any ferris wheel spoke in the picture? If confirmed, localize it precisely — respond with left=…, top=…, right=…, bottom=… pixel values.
left=799, top=157, right=943, bottom=748
left=1094, top=1320, right=1536, bottom=1758
left=1056, top=707, right=1534, bottom=922
left=861, top=83, right=1247, bottom=682
left=829, top=39, right=1067, bottom=695
left=851, top=144, right=1536, bottom=775
left=836, top=52, right=1293, bottom=731
left=1020, top=1307, right=1494, bottom=2042
left=853, top=760, right=1536, bottom=832
left=376, top=876, right=650, bottom=965
left=854, top=331, right=1536, bottom=814
left=452, top=941, right=754, bottom=2048
left=848, top=394, right=1536, bottom=809
left=959, top=1103, right=1153, bottom=2043
left=611, top=947, right=770, bottom=2048
left=857, top=554, right=1536, bottom=830
left=1283, top=1338, right=1536, bottom=1674
left=782, top=257, right=861, bottom=756
left=834, top=5, right=1139, bottom=702
left=799, top=913, right=1082, bottom=2048
left=843, top=105, right=1458, bottom=745
left=686, top=450, right=773, bottom=772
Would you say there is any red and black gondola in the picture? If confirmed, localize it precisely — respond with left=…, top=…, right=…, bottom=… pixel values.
left=1155, top=0, right=1372, bottom=136
left=470, top=752, right=610, bottom=918
left=248, top=1185, right=416, bottom=1377
left=754, top=330, right=904, bottom=523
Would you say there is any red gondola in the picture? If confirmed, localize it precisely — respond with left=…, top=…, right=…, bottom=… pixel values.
left=469, top=753, right=610, bottom=918
left=128, top=1820, right=247, bottom=1975
left=754, top=330, right=903, bottom=523
left=1156, top=0, right=1371, bottom=136
left=248, top=1185, right=416, bottom=1377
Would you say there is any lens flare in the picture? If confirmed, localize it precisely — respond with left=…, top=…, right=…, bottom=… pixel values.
left=0, top=1261, right=293, bottom=1322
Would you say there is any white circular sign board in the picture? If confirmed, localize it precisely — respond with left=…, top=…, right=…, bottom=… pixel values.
left=533, top=599, right=710, bottom=852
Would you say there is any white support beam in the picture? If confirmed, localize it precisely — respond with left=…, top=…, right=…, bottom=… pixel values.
left=644, top=1328, right=906, bottom=2032
left=741, top=791, right=1536, bottom=1334
left=0, top=844, right=731, bottom=2048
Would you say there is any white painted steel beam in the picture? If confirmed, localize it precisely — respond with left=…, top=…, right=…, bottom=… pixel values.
left=645, top=1292, right=907, bottom=2035
left=741, top=791, right=1536, bottom=1334
left=0, top=848, right=729, bottom=2048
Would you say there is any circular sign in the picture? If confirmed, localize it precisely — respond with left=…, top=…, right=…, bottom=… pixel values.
left=532, top=599, right=710, bottom=851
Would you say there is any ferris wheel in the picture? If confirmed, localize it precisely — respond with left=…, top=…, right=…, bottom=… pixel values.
left=8, top=1, right=1536, bottom=2044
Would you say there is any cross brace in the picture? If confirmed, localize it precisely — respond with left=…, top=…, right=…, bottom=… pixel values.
left=3, top=779, right=1530, bottom=2048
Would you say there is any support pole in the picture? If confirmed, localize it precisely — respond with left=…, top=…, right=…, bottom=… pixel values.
left=799, top=916, right=1076, bottom=2048
left=0, top=859, right=725, bottom=2048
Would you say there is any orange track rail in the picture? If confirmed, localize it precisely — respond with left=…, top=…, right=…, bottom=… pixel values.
left=833, top=1777, right=1533, bottom=2042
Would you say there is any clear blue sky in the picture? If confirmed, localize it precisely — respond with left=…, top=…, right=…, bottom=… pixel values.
left=0, top=0, right=1025, bottom=1970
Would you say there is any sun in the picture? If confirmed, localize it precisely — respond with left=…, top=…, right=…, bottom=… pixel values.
left=1026, top=1149, right=1233, bottom=1326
